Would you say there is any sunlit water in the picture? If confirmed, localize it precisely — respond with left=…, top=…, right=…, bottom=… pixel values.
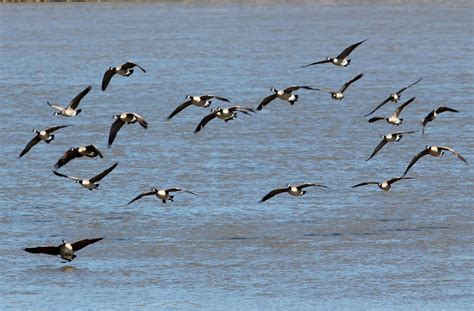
left=0, top=2, right=473, bottom=310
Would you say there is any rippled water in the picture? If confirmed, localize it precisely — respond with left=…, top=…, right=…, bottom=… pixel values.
left=1, top=2, right=473, bottom=310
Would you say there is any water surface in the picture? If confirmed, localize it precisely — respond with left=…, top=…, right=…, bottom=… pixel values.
left=0, top=2, right=473, bottom=310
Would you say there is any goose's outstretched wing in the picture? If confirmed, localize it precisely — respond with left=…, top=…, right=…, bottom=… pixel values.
left=297, top=183, right=328, bottom=189
left=256, top=94, right=277, bottom=111
left=339, top=73, right=364, bottom=93
left=127, top=191, right=156, bottom=205
left=53, top=170, right=81, bottom=181
left=336, top=39, right=367, bottom=59
left=167, top=100, right=192, bottom=120
left=395, top=77, right=422, bottom=95
left=68, top=85, right=92, bottom=110
left=402, top=149, right=430, bottom=177
left=108, top=118, right=125, bottom=147
left=19, top=135, right=41, bottom=158
left=24, top=245, right=60, bottom=256
left=352, top=181, right=379, bottom=188
left=89, top=162, right=118, bottom=183
left=201, top=95, right=230, bottom=102
left=71, top=238, right=103, bottom=251
left=54, top=148, right=80, bottom=169
left=387, top=176, right=414, bottom=185
left=438, top=146, right=468, bottom=164
left=301, top=59, right=332, bottom=68
left=133, top=113, right=148, bottom=129
left=368, top=117, right=385, bottom=123
left=259, top=187, right=288, bottom=203
left=366, top=138, right=388, bottom=161
left=194, top=112, right=218, bottom=133
left=393, top=97, right=416, bottom=117
left=365, top=98, right=391, bottom=117
left=122, top=62, right=146, bottom=73
left=101, top=68, right=116, bottom=91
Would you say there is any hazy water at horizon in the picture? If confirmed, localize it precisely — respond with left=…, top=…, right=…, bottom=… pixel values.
left=0, top=2, right=473, bottom=310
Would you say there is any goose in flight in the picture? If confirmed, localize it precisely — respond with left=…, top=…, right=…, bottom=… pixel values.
left=365, top=78, right=422, bottom=116
left=108, top=112, right=148, bottom=147
left=19, top=125, right=69, bottom=158
left=194, top=106, right=255, bottom=133
left=301, top=39, right=367, bottom=67
left=128, top=187, right=197, bottom=204
left=314, top=73, right=364, bottom=100
left=256, top=86, right=318, bottom=111
left=167, top=95, right=231, bottom=120
left=53, top=162, right=118, bottom=190
left=102, top=62, right=146, bottom=91
left=402, top=146, right=467, bottom=177
left=24, top=238, right=103, bottom=262
left=259, top=183, right=327, bottom=203
left=368, top=97, right=416, bottom=126
left=421, top=107, right=459, bottom=135
left=47, top=85, right=91, bottom=117
left=54, top=144, right=104, bottom=169
left=366, top=131, right=416, bottom=161
left=352, top=177, right=414, bottom=191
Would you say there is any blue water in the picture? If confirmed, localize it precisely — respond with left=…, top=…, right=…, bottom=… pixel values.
left=0, top=1, right=473, bottom=310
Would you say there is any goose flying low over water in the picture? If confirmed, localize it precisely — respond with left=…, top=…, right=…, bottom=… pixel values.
left=53, top=162, right=118, bottom=190
left=257, top=86, right=318, bottom=110
left=128, top=187, right=197, bottom=204
left=47, top=85, right=91, bottom=117
left=108, top=112, right=148, bottom=147
left=194, top=106, right=255, bottom=133
left=421, top=107, right=459, bottom=135
left=259, top=183, right=327, bottom=203
left=402, top=146, right=467, bottom=177
left=167, top=95, right=231, bottom=120
left=19, top=125, right=69, bottom=158
left=365, top=78, right=422, bottom=116
left=368, top=97, right=416, bottom=126
left=54, top=144, right=104, bottom=169
left=366, top=131, right=416, bottom=161
left=102, top=62, right=146, bottom=91
left=24, top=238, right=103, bottom=262
left=301, top=39, right=367, bottom=68
left=352, top=177, right=414, bottom=191
left=314, top=73, right=364, bottom=100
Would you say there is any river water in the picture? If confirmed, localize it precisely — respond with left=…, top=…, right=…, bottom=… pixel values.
left=0, top=1, right=473, bottom=310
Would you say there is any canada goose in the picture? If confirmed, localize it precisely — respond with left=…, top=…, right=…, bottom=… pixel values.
left=54, top=144, right=104, bottom=169
left=352, top=177, right=414, bottom=191
left=167, top=95, right=231, bottom=120
left=47, top=85, right=91, bottom=117
left=259, top=183, right=327, bottom=203
left=368, top=97, right=416, bottom=126
left=365, top=78, right=422, bottom=116
left=24, top=238, right=102, bottom=262
left=102, top=62, right=146, bottom=91
left=194, top=106, right=255, bottom=133
left=256, top=86, right=318, bottom=110
left=53, top=162, right=118, bottom=190
left=108, top=113, right=148, bottom=147
left=421, top=107, right=459, bottom=135
left=128, top=187, right=197, bottom=204
left=314, top=73, right=364, bottom=100
left=366, top=131, right=416, bottom=161
left=301, top=39, right=367, bottom=67
left=403, top=146, right=467, bottom=177
left=19, top=125, right=69, bottom=158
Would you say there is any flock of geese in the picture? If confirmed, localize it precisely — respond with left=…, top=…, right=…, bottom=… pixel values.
left=20, top=40, right=467, bottom=262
